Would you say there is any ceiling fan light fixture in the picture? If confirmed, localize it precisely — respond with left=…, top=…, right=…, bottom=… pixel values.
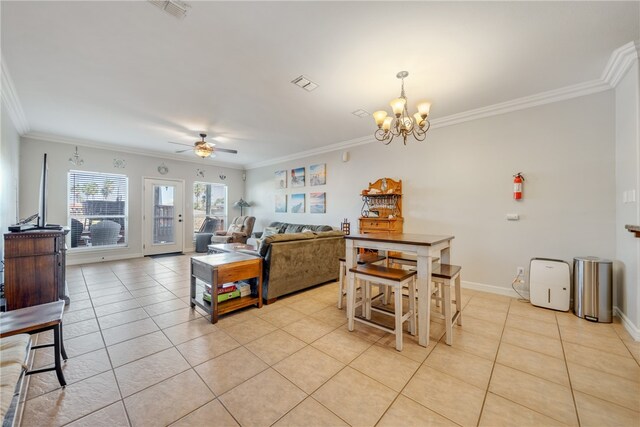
left=194, top=143, right=214, bottom=158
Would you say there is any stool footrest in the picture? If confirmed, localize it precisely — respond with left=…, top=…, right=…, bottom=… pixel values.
left=354, top=316, right=394, bottom=334
left=31, top=343, right=54, bottom=350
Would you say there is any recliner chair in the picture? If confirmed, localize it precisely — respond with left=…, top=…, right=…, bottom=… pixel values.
left=70, top=218, right=83, bottom=248
left=90, top=220, right=121, bottom=246
left=210, top=216, right=255, bottom=244
left=194, top=216, right=220, bottom=253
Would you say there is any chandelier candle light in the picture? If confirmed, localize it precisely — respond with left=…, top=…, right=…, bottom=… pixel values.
left=373, top=71, right=431, bottom=145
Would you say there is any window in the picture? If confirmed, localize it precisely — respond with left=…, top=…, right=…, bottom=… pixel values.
left=193, top=182, right=227, bottom=237
left=68, top=171, right=128, bottom=249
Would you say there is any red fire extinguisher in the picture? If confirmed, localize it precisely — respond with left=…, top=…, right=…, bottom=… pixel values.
left=513, top=173, right=524, bottom=200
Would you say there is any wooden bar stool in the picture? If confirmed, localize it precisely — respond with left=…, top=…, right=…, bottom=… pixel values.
left=348, top=264, right=416, bottom=351
left=338, top=253, right=386, bottom=309
left=430, top=264, right=462, bottom=345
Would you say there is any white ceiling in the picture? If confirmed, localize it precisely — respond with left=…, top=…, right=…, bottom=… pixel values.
left=2, top=1, right=638, bottom=168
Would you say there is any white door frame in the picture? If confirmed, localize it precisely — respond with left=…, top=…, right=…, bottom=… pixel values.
left=142, top=177, right=185, bottom=256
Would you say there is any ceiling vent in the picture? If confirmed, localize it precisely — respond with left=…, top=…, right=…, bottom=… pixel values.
left=148, top=0, right=190, bottom=19
left=291, top=75, right=319, bottom=92
left=352, top=109, right=370, bottom=118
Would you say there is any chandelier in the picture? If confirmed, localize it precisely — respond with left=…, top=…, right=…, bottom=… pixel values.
left=373, top=71, right=431, bottom=145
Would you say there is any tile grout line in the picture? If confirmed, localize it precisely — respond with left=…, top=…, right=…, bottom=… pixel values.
left=487, top=304, right=581, bottom=426
left=372, top=294, right=472, bottom=427
left=473, top=296, right=512, bottom=426
left=84, top=265, right=134, bottom=427
left=555, top=311, right=582, bottom=427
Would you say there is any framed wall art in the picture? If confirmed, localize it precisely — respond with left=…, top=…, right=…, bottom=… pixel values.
left=310, top=192, right=326, bottom=213
left=275, top=170, right=287, bottom=189
left=291, top=167, right=305, bottom=187
left=290, top=193, right=305, bottom=213
left=309, top=163, right=326, bottom=186
left=275, top=194, right=287, bottom=213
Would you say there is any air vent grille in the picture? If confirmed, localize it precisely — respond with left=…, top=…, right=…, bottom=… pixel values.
left=291, top=75, right=319, bottom=92
left=352, top=109, right=370, bottom=118
left=148, top=0, right=190, bottom=19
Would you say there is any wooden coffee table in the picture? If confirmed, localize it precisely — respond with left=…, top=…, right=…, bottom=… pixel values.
left=0, top=300, right=68, bottom=386
left=190, top=252, right=262, bottom=323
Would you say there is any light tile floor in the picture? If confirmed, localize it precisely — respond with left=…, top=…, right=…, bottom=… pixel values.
left=18, top=254, right=640, bottom=426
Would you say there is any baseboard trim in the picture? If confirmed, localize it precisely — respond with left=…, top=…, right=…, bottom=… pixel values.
left=461, top=280, right=521, bottom=299
left=66, top=252, right=144, bottom=265
left=463, top=283, right=640, bottom=342
left=614, top=306, right=640, bottom=341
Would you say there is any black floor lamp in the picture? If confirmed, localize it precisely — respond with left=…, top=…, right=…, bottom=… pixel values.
left=234, top=198, right=251, bottom=216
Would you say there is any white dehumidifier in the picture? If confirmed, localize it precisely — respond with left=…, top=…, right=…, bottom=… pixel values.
left=529, top=258, right=571, bottom=311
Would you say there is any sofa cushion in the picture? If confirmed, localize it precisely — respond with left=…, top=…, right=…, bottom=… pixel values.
left=315, top=230, right=345, bottom=238
left=258, top=231, right=316, bottom=257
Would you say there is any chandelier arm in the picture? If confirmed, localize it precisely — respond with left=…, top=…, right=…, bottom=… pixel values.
left=374, top=129, right=394, bottom=145
left=411, top=128, right=427, bottom=142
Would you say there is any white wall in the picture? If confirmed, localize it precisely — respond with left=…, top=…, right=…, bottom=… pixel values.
left=615, top=60, right=640, bottom=337
left=19, top=137, right=246, bottom=264
left=0, top=101, right=21, bottom=283
left=246, top=91, right=616, bottom=296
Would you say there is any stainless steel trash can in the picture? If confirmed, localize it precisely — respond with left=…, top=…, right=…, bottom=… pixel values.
left=573, top=256, right=613, bottom=323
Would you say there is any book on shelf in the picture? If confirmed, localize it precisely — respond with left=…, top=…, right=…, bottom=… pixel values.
left=237, top=282, right=251, bottom=297
left=203, top=289, right=241, bottom=303
left=218, top=284, right=237, bottom=294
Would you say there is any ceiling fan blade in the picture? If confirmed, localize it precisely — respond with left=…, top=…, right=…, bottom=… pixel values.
left=214, top=147, right=238, bottom=154
left=174, top=148, right=192, bottom=153
left=168, top=141, right=193, bottom=147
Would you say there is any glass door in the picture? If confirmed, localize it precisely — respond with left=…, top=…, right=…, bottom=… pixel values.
left=143, top=178, right=184, bottom=255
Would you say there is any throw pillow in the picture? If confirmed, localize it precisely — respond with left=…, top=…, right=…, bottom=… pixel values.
left=229, top=224, right=243, bottom=234
left=263, top=226, right=279, bottom=238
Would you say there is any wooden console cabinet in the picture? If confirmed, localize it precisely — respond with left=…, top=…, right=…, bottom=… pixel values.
left=359, top=178, right=404, bottom=235
left=3, top=229, right=69, bottom=311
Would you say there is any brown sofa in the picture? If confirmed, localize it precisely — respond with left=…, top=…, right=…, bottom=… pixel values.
left=240, top=229, right=345, bottom=302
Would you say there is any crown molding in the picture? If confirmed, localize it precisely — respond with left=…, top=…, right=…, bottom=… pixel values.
left=1, top=57, right=30, bottom=135
left=12, top=41, right=639, bottom=171
left=244, top=135, right=375, bottom=169
left=245, top=78, right=610, bottom=170
left=247, top=41, right=636, bottom=170
left=431, top=78, right=610, bottom=129
left=602, top=40, right=639, bottom=88
left=23, top=131, right=245, bottom=170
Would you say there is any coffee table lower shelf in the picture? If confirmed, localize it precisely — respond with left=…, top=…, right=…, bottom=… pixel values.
left=190, top=252, right=263, bottom=324
left=191, top=292, right=261, bottom=317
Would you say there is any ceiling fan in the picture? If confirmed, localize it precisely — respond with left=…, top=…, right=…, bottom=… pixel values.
left=169, top=133, right=238, bottom=159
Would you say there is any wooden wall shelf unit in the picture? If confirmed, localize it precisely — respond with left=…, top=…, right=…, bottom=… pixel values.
left=3, top=229, right=70, bottom=311
left=359, top=178, right=404, bottom=235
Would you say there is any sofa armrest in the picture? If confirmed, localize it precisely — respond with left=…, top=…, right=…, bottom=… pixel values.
left=214, top=230, right=228, bottom=236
